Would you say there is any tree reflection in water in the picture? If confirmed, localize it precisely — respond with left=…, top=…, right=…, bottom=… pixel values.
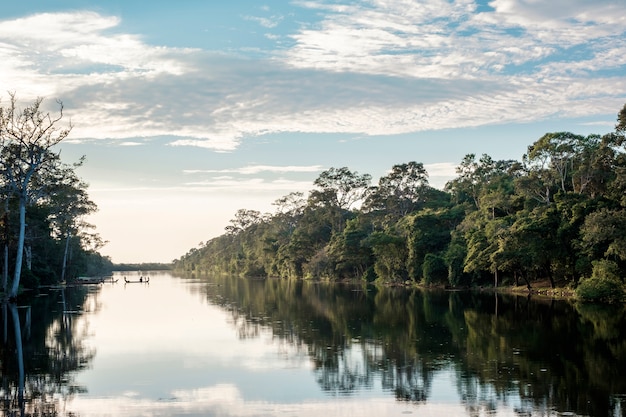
left=1, top=286, right=97, bottom=417
left=187, top=273, right=626, bottom=417
left=2, top=275, right=626, bottom=417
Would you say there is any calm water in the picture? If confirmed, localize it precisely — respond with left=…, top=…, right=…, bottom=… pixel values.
left=2, top=271, right=626, bottom=417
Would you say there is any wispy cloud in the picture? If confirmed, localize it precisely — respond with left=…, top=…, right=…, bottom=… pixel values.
left=180, top=165, right=323, bottom=193
left=1, top=2, right=624, bottom=152
left=424, top=162, right=458, bottom=178
left=242, top=14, right=283, bottom=29
left=423, top=162, right=458, bottom=189
left=286, top=0, right=626, bottom=79
left=183, top=178, right=314, bottom=193
left=184, top=165, right=324, bottom=175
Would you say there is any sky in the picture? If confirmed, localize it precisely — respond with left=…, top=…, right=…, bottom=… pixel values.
left=1, top=1, right=625, bottom=264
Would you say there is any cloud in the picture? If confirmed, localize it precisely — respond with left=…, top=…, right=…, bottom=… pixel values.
left=184, top=165, right=324, bottom=175
left=423, top=162, right=458, bottom=189
left=285, top=0, right=626, bottom=79
left=0, top=12, right=192, bottom=81
left=179, top=165, right=324, bottom=194
left=483, top=0, right=626, bottom=33
left=242, top=14, right=284, bottom=29
left=66, top=382, right=474, bottom=417
left=1, top=4, right=624, bottom=152
left=182, top=178, right=314, bottom=193
left=424, top=162, right=457, bottom=178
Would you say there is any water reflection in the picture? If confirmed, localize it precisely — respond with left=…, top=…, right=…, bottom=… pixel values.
left=1, top=286, right=96, bottom=416
left=1, top=273, right=625, bottom=417
left=186, top=274, right=626, bottom=416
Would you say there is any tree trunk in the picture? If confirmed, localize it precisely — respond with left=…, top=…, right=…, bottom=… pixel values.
left=25, top=246, right=32, bottom=270
left=61, top=232, right=71, bottom=282
left=522, top=272, right=532, bottom=291
left=2, top=303, right=6, bottom=343
left=2, top=244, right=7, bottom=294
left=9, top=199, right=27, bottom=299
left=9, top=303, right=25, bottom=410
left=547, top=267, right=555, bottom=289
left=2, top=201, right=8, bottom=294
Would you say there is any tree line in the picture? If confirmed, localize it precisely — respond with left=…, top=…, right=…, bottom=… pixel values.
left=1, top=93, right=111, bottom=300
left=175, top=104, right=626, bottom=301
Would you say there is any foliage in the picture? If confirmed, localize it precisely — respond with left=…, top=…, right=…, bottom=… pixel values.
left=422, top=253, right=447, bottom=285
left=174, top=102, right=626, bottom=302
left=113, top=262, right=172, bottom=271
left=366, top=230, right=408, bottom=283
left=0, top=94, right=108, bottom=297
left=576, top=260, right=625, bottom=303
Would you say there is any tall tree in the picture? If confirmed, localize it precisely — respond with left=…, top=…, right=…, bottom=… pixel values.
left=328, top=216, right=374, bottom=280
left=526, top=132, right=583, bottom=193
left=0, top=93, right=72, bottom=299
left=225, top=209, right=263, bottom=235
left=308, top=167, right=371, bottom=235
left=363, top=161, right=434, bottom=223
left=616, top=103, right=626, bottom=134
left=43, top=160, right=98, bottom=281
left=445, top=154, right=517, bottom=210
left=310, top=167, right=371, bottom=211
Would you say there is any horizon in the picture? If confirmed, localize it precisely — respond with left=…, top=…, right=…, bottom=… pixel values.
left=1, top=1, right=624, bottom=263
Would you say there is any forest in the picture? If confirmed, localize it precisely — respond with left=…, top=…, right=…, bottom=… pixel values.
left=174, top=103, right=626, bottom=302
left=1, top=94, right=112, bottom=300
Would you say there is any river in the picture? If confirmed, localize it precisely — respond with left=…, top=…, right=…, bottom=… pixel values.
left=2, top=271, right=625, bottom=416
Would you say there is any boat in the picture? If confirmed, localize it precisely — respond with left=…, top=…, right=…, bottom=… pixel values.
left=124, top=276, right=150, bottom=284
left=73, top=276, right=105, bottom=285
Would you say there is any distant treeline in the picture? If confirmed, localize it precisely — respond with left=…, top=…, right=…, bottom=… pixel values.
left=174, top=104, right=626, bottom=302
left=113, top=263, right=173, bottom=272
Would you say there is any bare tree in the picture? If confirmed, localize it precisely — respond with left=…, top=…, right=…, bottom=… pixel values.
left=0, top=93, right=72, bottom=299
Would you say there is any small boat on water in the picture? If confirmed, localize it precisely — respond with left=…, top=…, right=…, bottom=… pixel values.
left=74, top=276, right=105, bottom=285
left=124, top=276, right=150, bottom=284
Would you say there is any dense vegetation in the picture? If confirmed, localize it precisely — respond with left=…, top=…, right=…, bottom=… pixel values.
left=175, top=104, right=626, bottom=301
left=1, top=94, right=112, bottom=299
left=112, top=262, right=172, bottom=271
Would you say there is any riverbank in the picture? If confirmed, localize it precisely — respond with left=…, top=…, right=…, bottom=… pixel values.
left=504, top=279, right=577, bottom=299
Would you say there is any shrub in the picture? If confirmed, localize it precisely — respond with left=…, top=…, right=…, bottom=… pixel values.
left=422, top=253, right=448, bottom=285
left=576, top=260, right=625, bottom=303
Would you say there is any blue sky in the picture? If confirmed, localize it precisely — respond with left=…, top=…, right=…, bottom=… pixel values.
left=1, top=1, right=625, bottom=263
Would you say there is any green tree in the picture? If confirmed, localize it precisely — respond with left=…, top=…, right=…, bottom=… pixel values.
left=405, top=207, right=462, bottom=282
left=366, top=230, right=408, bottom=283
left=526, top=132, right=583, bottom=194
left=310, top=167, right=371, bottom=211
left=225, top=209, right=263, bottom=235
left=521, top=132, right=615, bottom=201
left=616, top=102, right=626, bottom=134
left=43, top=159, right=99, bottom=281
left=446, top=154, right=516, bottom=209
left=327, top=216, right=374, bottom=280
left=580, top=208, right=626, bottom=262
left=444, top=234, right=470, bottom=286
left=505, top=206, right=561, bottom=288
left=422, top=253, right=447, bottom=285
left=271, top=192, right=305, bottom=228
left=576, top=259, right=625, bottom=303
left=363, top=161, right=432, bottom=223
